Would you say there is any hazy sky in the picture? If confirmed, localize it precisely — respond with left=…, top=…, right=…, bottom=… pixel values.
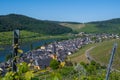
left=0, top=0, right=120, bottom=22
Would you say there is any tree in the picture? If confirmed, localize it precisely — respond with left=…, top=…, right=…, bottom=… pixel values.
left=50, top=59, right=60, bottom=70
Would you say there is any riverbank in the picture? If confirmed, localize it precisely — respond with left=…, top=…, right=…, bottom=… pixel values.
left=0, top=30, right=74, bottom=45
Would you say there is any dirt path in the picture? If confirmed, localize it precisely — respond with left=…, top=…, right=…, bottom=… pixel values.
left=70, top=46, right=96, bottom=63
left=85, top=46, right=96, bottom=63
left=85, top=46, right=120, bottom=73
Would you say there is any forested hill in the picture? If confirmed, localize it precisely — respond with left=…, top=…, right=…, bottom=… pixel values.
left=0, top=14, right=72, bottom=35
left=89, top=18, right=120, bottom=24
left=61, top=18, right=120, bottom=33
left=85, top=18, right=120, bottom=33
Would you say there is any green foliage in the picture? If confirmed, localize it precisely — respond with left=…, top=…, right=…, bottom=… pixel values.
left=80, top=62, right=88, bottom=69
left=109, top=71, right=120, bottom=80
left=80, top=61, right=103, bottom=75
left=50, top=72, right=62, bottom=80
left=79, top=18, right=120, bottom=33
left=25, top=71, right=34, bottom=80
left=65, top=60, right=73, bottom=66
left=90, top=60, right=96, bottom=65
left=58, top=66, right=74, bottom=77
left=0, top=14, right=72, bottom=35
left=50, top=59, right=60, bottom=70
left=31, top=77, right=39, bottom=80
left=0, top=30, right=73, bottom=45
left=33, top=62, right=120, bottom=80
left=3, top=71, right=15, bottom=80
left=2, top=62, right=35, bottom=80
left=17, top=62, right=29, bottom=74
left=3, top=71, right=24, bottom=80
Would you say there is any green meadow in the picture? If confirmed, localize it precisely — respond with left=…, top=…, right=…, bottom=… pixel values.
left=90, top=39, right=120, bottom=70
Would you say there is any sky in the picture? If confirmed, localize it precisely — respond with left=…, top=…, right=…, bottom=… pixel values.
left=0, top=0, right=120, bottom=22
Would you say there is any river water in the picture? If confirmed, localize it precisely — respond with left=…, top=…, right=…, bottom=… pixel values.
left=0, top=39, right=58, bottom=62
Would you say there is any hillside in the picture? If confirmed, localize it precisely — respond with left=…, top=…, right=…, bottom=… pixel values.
left=60, top=18, right=120, bottom=33
left=1, top=14, right=120, bottom=34
left=90, top=40, right=120, bottom=70
left=59, top=22, right=85, bottom=32
left=0, top=14, right=72, bottom=35
left=82, top=18, right=120, bottom=33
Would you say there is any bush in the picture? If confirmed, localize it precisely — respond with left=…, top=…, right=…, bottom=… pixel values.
left=90, top=60, right=96, bottom=65
left=65, top=61, right=73, bottom=66
left=50, top=59, right=60, bottom=70
left=31, top=77, right=39, bottom=80
left=17, top=62, right=29, bottom=74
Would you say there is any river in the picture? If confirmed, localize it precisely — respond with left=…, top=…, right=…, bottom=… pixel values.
left=0, top=39, right=58, bottom=62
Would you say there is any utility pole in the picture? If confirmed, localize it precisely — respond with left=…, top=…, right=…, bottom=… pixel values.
left=12, top=30, right=20, bottom=72
left=105, top=43, right=117, bottom=80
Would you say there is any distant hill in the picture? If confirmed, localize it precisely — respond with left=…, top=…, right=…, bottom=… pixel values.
left=44, top=20, right=83, bottom=33
left=1, top=14, right=120, bottom=34
left=60, top=18, right=120, bottom=34
left=80, top=18, right=120, bottom=33
left=0, top=14, right=72, bottom=35
left=45, top=20, right=82, bottom=24
left=89, top=18, right=120, bottom=24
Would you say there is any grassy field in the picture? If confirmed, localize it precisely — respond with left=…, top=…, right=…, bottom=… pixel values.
left=59, top=23, right=85, bottom=32
left=90, top=39, right=120, bottom=70
left=78, top=24, right=99, bottom=33
left=59, top=23, right=100, bottom=33
left=60, top=22, right=120, bottom=34
left=68, top=43, right=97, bottom=63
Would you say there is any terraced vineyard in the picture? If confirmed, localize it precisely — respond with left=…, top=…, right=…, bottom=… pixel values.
left=90, top=39, right=120, bottom=70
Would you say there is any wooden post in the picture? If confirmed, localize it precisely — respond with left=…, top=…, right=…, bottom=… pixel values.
left=12, top=30, right=20, bottom=72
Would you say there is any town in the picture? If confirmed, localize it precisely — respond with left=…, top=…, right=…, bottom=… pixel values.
left=0, top=32, right=119, bottom=76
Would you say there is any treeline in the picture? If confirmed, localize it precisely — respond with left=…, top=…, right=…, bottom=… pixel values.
left=0, top=14, right=72, bottom=35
